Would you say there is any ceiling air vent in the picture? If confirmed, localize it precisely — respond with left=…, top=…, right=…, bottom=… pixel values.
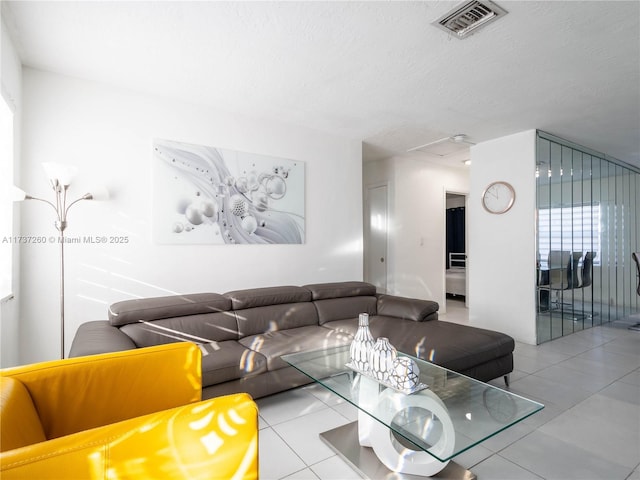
left=433, top=0, right=507, bottom=39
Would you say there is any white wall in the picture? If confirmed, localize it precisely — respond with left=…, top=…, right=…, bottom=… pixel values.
left=19, top=68, right=363, bottom=363
left=1, top=16, right=22, bottom=368
left=364, top=155, right=469, bottom=311
left=468, top=130, right=537, bottom=344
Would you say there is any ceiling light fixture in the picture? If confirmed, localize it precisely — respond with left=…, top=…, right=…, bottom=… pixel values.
left=433, top=0, right=508, bottom=39
left=407, top=134, right=475, bottom=156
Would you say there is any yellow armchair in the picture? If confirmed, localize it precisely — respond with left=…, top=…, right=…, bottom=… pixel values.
left=0, top=343, right=258, bottom=479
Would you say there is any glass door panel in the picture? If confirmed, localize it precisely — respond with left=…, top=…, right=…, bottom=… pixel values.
left=536, top=132, right=640, bottom=343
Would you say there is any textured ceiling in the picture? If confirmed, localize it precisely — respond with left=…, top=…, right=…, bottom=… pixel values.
left=3, top=1, right=639, bottom=168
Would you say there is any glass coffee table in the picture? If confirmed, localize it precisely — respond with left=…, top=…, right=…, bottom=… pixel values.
left=283, top=345, right=543, bottom=479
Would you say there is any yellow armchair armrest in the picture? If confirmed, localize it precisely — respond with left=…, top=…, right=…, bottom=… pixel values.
left=0, top=393, right=258, bottom=480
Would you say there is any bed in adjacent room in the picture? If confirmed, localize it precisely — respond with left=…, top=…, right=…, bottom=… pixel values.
left=446, top=253, right=466, bottom=297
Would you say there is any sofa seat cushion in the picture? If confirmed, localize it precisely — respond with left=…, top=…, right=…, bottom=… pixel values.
left=239, top=325, right=353, bottom=371
left=198, top=341, right=267, bottom=387
left=323, top=317, right=514, bottom=375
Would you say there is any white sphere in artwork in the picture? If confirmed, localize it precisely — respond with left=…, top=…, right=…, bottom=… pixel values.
left=388, top=357, right=420, bottom=391
left=266, top=175, right=286, bottom=199
left=235, top=177, right=249, bottom=193
left=199, top=200, right=217, bottom=218
left=241, top=215, right=258, bottom=234
left=176, top=199, right=190, bottom=214
left=247, top=171, right=260, bottom=192
left=185, top=203, right=205, bottom=225
left=173, top=222, right=184, bottom=233
left=229, top=195, right=248, bottom=217
left=251, top=191, right=269, bottom=212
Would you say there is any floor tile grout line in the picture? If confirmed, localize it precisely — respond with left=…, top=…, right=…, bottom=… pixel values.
left=304, top=455, right=364, bottom=480
left=510, top=360, right=638, bottom=418
left=518, top=332, right=639, bottom=379
left=259, top=403, right=334, bottom=428
left=493, top=452, right=546, bottom=480
left=478, top=429, right=549, bottom=479
left=263, top=424, right=315, bottom=479
left=525, top=338, right=640, bottom=395
left=266, top=403, right=356, bottom=476
left=488, top=416, right=633, bottom=480
left=280, top=463, right=322, bottom=480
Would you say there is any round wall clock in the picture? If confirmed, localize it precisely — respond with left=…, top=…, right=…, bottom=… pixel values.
left=481, top=181, right=515, bottom=214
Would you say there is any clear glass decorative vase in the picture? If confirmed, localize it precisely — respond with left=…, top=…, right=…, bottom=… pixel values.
left=368, top=337, right=398, bottom=382
left=350, top=313, right=375, bottom=371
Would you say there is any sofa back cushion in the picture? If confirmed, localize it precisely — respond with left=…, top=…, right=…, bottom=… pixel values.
left=376, top=294, right=439, bottom=322
left=224, top=286, right=311, bottom=310
left=305, top=281, right=377, bottom=300
left=313, top=297, right=377, bottom=325
left=0, top=377, right=47, bottom=451
left=235, top=303, right=319, bottom=337
left=305, top=281, right=378, bottom=325
left=224, top=286, right=317, bottom=337
left=120, top=312, right=239, bottom=348
left=109, top=293, right=231, bottom=327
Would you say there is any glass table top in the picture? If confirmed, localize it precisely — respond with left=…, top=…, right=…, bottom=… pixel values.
left=283, top=345, right=544, bottom=462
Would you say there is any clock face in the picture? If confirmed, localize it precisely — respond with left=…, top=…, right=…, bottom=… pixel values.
left=482, top=181, right=515, bottom=214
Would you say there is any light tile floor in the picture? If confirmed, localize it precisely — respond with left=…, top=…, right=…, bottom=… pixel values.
left=257, top=300, right=640, bottom=480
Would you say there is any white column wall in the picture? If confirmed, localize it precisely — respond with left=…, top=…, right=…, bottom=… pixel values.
left=19, top=68, right=363, bottom=363
left=468, top=130, right=537, bottom=344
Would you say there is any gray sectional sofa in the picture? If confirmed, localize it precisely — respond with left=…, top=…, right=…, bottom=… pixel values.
left=69, top=281, right=514, bottom=400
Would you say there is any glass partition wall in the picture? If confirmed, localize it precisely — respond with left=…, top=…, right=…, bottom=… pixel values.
left=536, top=132, right=640, bottom=343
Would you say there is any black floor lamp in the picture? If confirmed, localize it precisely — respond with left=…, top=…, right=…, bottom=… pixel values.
left=14, top=162, right=108, bottom=358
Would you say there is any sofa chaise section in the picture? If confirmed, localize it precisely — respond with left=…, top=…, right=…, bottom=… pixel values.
left=306, top=282, right=512, bottom=382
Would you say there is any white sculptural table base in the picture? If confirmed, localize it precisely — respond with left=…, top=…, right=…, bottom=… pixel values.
left=320, top=375, right=474, bottom=479
left=320, top=423, right=476, bottom=480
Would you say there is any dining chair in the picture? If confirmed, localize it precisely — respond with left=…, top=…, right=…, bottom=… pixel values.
left=630, top=252, right=640, bottom=331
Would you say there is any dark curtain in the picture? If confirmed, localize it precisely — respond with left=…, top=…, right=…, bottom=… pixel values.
left=446, top=207, right=465, bottom=268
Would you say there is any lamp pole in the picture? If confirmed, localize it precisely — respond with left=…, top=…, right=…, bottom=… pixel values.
left=16, top=168, right=99, bottom=359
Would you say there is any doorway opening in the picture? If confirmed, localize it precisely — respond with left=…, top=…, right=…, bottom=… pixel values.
left=445, top=193, right=467, bottom=309
left=365, top=184, right=388, bottom=293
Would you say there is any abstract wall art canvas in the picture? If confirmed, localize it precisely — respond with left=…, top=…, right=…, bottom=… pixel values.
left=153, top=139, right=305, bottom=244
